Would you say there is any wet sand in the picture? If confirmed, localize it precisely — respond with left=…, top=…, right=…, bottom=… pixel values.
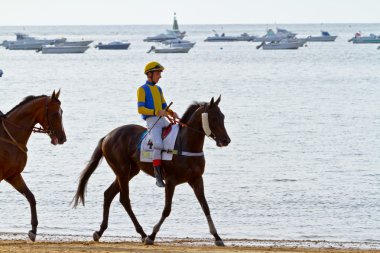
left=1, top=240, right=380, bottom=253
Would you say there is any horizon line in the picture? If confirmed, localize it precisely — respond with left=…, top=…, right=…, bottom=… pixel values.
left=1, top=22, right=380, bottom=27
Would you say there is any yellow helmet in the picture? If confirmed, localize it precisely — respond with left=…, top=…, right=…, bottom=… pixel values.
left=144, top=61, right=165, bottom=74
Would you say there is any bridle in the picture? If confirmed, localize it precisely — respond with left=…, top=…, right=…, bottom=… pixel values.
left=166, top=105, right=217, bottom=141
left=32, top=97, right=59, bottom=136
left=0, top=97, right=59, bottom=153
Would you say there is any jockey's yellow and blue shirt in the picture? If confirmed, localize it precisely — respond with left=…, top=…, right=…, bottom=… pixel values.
left=137, top=81, right=168, bottom=120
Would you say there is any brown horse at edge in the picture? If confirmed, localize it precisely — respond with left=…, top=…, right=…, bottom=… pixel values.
left=73, top=96, right=231, bottom=246
left=0, top=90, right=67, bottom=241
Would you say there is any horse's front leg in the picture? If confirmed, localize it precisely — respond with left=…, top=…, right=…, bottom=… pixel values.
left=145, top=180, right=176, bottom=245
left=189, top=176, right=224, bottom=246
left=6, top=174, right=38, bottom=241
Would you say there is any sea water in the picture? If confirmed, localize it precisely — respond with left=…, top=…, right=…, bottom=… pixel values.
left=0, top=24, right=380, bottom=245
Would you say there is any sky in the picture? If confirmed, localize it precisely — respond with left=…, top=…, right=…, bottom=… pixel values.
left=1, top=0, right=379, bottom=26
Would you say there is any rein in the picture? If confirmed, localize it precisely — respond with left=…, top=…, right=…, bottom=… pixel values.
left=0, top=97, right=56, bottom=153
left=166, top=114, right=217, bottom=141
left=1, top=120, right=28, bottom=153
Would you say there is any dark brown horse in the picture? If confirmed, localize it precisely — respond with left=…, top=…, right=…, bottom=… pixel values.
left=73, top=95, right=231, bottom=246
left=0, top=90, right=66, bottom=241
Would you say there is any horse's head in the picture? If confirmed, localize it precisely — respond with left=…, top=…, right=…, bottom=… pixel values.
left=42, top=90, right=67, bottom=145
left=203, top=95, right=231, bottom=147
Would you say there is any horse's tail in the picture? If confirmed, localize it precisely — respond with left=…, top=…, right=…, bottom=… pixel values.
left=72, top=137, right=105, bottom=208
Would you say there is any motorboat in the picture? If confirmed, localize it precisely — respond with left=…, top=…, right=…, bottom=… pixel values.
left=254, top=28, right=296, bottom=42
left=204, top=30, right=239, bottom=42
left=3, top=33, right=66, bottom=50
left=144, top=13, right=186, bottom=42
left=256, top=39, right=304, bottom=50
left=235, top=33, right=256, bottom=41
left=95, top=41, right=131, bottom=50
left=161, top=38, right=195, bottom=48
left=307, top=31, right=337, bottom=42
left=348, top=32, right=380, bottom=43
left=147, top=45, right=191, bottom=53
left=144, top=30, right=179, bottom=42
left=57, top=40, right=93, bottom=46
left=38, top=45, right=89, bottom=54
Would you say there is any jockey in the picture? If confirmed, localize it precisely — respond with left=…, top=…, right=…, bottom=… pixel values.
left=137, top=61, right=178, bottom=187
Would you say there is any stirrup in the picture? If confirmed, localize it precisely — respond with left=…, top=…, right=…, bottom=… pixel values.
left=154, top=167, right=165, bottom=187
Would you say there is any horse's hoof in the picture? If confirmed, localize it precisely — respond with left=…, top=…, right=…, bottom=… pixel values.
left=28, top=231, right=36, bottom=242
left=215, top=240, right=225, bottom=247
left=93, top=231, right=100, bottom=242
left=144, top=236, right=154, bottom=245
left=141, top=236, right=147, bottom=243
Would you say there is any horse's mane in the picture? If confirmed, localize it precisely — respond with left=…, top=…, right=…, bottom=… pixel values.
left=6, top=95, right=47, bottom=116
left=181, top=101, right=207, bottom=124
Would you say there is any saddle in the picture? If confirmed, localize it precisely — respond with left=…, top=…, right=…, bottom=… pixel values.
left=139, top=124, right=180, bottom=163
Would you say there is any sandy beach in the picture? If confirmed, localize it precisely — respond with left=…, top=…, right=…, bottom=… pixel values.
left=1, top=240, right=380, bottom=253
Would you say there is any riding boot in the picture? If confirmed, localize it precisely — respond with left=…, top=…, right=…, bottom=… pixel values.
left=154, top=166, right=165, bottom=187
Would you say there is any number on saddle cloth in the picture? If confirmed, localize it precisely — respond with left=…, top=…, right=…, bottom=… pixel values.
left=140, top=124, right=179, bottom=162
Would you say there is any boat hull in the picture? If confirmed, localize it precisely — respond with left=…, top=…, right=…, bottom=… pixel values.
left=153, top=47, right=191, bottom=53
left=204, top=37, right=238, bottom=42
left=41, top=46, right=89, bottom=54
left=96, top=44, right=130, bottom=50
left=262, top=42, right=302, bottom=50
left=307, top=36, right=337, bottom=42
left=352, top=39, right=380, bottom=44
left=58, top=40, right=93, bottom=46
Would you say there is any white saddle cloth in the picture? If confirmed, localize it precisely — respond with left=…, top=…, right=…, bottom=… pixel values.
left=139, top=124, right=180, bottom=163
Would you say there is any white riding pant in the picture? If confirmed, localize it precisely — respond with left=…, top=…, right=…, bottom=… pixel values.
left=146, top=116, right=170, bottom=160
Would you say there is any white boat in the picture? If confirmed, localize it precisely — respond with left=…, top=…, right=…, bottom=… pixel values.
left=204, top=30, right=238, bottom=42
left=254, top=28, right=296, bottom=42
left=256, top=39, right=304, bottom=50
left=3, top=33, right=66, bottom=50
left=307, top=31, right=337, bottom=42
left=57, top=40, right=93, bottom=46
left=161, top=38, right=196, bottom=48
left=144, top=30, right=179, bottom=42
left=147, top=45, right=191, bottom=53
left=348, top=32, right=380, bottom=43
left=39, top=45, right=89, bottom=54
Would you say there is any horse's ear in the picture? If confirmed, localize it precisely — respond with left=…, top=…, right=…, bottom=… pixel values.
left=51, top=90, right=56, bottom=99
left=209, top=97, right=215, bottom=107
left=56, top=89, right=61, bottom=99
left=215, top=95, right=221, bottom=106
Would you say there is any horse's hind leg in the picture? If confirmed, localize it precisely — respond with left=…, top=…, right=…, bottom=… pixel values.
left=6, top=174, right=38, bottom=242
left=93, top=180, right=119, bottom=241
left=113, top=159, right=147, bottom=242
left=190, top=176, right=224, bottom=246
left=145, top=181, right=176, bottom=245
